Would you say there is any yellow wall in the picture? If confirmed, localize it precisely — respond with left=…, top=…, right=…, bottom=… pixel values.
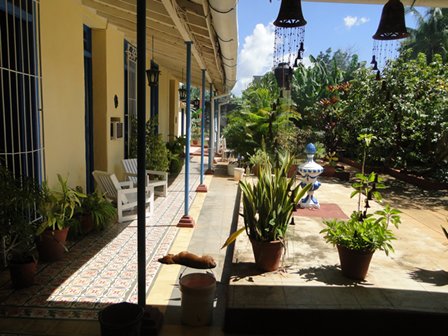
left=40, top=0, right=177, bottom=189
left=92, top=30, right=108, bottom=172
left=169, top=79, right=178, bottom=140
left=105, top=27, right=125, bottom=176
left=40, top=0, right=85, bottom=189
left=154, top=67, right=181, bottom=142
left=92, top=26, right=125, bottom=177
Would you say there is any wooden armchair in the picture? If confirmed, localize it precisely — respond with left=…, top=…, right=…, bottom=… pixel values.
left=92, top=170, right=154, bottom=223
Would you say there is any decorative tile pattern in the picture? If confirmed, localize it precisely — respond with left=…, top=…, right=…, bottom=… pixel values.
left=0, top=168, right=200, bottom=320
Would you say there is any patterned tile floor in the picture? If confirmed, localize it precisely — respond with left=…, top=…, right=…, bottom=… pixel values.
left=0, top=166, right=200, bottom=321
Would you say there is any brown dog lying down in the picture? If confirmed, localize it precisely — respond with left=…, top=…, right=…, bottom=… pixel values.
left=158, top=251, right=216, bottom=269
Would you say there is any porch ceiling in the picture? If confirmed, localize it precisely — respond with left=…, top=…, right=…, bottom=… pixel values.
left=81, top=0, right=238, bottom=94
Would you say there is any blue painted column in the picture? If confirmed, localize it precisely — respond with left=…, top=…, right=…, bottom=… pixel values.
left=136, top=0, right=146, bottom=307
left=206, top=84, right=214, bottom=174
left=196, top=69, right=207, bottom=192
left=177, top=41, right=195, bottom=227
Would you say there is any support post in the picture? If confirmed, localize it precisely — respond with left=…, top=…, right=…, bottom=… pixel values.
left=136, top=0, right=146, bottom=307
left=196, top=69, right=207, bottom=192
left=205, top=85, right=214, bottom=174
left=178, top=41, right=195, bottom=228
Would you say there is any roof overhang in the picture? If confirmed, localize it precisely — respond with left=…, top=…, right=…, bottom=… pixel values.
left=81, top=0, right=238, bottom=94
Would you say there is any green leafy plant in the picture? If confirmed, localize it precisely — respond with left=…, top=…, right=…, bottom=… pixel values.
left=325, top=151, right=339, bottom=167
left=146, top=119, right=169, bottom=173
left=166, top=136, right=186, bottom=176
left=320, top=134, right=401, bottom=255
left=75, top=187, right=116, bottom=233
left=37, top=174, right=85, bottom=236
left=248, top=141, right=271, bottom=176
left=0, top=165, right=42, bottom=263
left=222, top=151, right=311, bottom=247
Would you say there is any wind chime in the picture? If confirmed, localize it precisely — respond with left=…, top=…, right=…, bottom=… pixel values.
left=272, top=0, right=307, bottom=98
left=371, top=0, right=409, bottom=80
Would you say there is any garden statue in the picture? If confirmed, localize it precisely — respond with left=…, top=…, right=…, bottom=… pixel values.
left=297, top=143, right=324, bottom=209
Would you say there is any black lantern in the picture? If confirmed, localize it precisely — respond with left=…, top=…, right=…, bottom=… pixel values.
left=371, top=0, right=409, bottom=79
left=178, top=85, right=187, bottom=101
left=178, top=68, right=187, bottom=101
left=147, top=39, right=160, bottom=87
left=193, top=98, right=200, bottom=109
left=146, top=65, right=160, bottom=87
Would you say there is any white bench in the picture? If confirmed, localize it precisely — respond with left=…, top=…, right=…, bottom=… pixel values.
left=122, top=158, right=168, bottom=197
left=92, top=170, right=154, bottom=223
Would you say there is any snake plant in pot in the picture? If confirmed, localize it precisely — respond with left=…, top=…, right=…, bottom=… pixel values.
left=320, top=134, right=401, bottom=280
left=222, top=151, right=311, bottom=272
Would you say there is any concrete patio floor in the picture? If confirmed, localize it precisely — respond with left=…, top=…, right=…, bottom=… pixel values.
left=0, top=156, right=447, bottom=335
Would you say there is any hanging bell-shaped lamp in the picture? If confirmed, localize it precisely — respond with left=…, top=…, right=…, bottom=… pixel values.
left=373, top=0, right=409, bottom=41
left=274, top=0, right=307, bottom=28
left=371, top=0, right=409, bottom=81
left=273, top=0, right=307, bottom=90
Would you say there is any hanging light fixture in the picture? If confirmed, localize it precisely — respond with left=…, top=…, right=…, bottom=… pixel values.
left=178, top=68, right=187, bottom=101
left=146, top=35, right=160, bottom=87
left=272, top=0, right=307, bottom=93
left=146, top=64, right=160, bottom=87
left=371, top=0, right=409, bottom=79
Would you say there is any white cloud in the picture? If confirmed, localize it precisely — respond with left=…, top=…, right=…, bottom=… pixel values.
left=232, top=23, right=275, bottom=97
left=344, top=16, right=369, bottom=29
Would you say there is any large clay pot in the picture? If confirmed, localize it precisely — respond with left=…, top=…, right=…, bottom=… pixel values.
left=250, top=238, right=284, bottom=272
left=80, top=214, right=94, bottom=234
left=36, top=227, right=69, bottom=262
left=337, top=244, right=374, bottom=281
left=9, top=257, right=37, bottom=289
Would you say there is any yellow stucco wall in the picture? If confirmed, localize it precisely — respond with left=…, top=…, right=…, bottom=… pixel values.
left=40, top=0, right=85, bottom=189
left=39, top=0, right=177, bottom=189
left=105, top=27, right=125, bottom=176
left=91, top=26, right=125, bottom=177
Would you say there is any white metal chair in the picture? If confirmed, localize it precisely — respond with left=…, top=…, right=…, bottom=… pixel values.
left=92, top=170, right=154, bottom=223
left=122, top=158, right=168, bottom=197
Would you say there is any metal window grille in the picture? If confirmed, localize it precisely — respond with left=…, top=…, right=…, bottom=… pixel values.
left=0, top=0, right=43, bottom=183
left=0, top=0, right=43, bottom=266
left=124, top=40, right=137, bottom=158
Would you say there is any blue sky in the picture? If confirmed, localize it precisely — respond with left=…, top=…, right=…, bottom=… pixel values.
left=232, top=0, right=426, bottom=96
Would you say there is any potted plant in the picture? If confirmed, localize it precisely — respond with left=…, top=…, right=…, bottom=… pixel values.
left=248, top=146, right=270, bottom=177
left=0, top=165, right=42, bottom=289
left=222, top=151, right=311, bottom=272
left=74, top=187, right=117, bottom=234
left=320, top=134, right=401, bottom=280
left=322, top=151, right=338, bottom=175
left=36, top=174, right=85, bottom=262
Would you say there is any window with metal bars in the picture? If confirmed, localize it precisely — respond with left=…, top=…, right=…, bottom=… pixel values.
left=124, top=40, right=137, bottom=159
left=0, top=0, right=43, bottom=184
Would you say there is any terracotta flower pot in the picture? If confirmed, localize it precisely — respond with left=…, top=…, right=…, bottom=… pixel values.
left=9, top=258, right=37, bottom=289
left=36, top=227, right=69, bottom=262
left=250, top=238, right=284, bottom=272
left=80, top=214, right=94, bottom=234
left=337, top=244, right=374, bottom=281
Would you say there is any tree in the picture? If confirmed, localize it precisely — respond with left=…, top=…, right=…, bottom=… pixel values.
left=402, top=7, right=448, bottom=63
